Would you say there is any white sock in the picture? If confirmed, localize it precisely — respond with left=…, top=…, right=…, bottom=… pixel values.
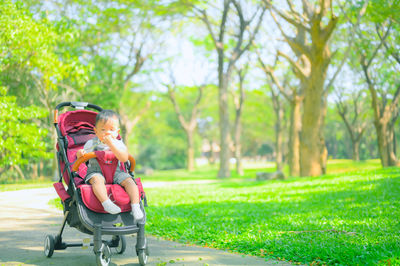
left=101, top=199, right=121, bottom=214
left=131, top=203, right=144, bottom=220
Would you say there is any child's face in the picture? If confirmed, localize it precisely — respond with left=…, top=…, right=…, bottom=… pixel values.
left=94, top=117, right=120, bottom=142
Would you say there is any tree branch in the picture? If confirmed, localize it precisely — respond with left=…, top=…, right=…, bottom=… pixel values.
left=166, top=84, right=189, bottom=130
left=228, top=2, right=266, bottom=70
left=269, top=1, right=311, bottom=33
left=257, top=52, right=291, bottom=102
left=277, top=50, right=308, bottom=79
left=270, top=11, right=311, bottom=58
left=366, top=21, right=392, bottom=68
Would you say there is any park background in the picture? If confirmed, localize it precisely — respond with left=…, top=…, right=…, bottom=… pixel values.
left=1, top=0, right=400, bottom=265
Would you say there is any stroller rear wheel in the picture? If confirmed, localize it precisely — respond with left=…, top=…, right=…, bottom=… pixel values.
left=112, top=235, right=126, bottom=254
left=44, top=235, right=55, bottom=258
left=96, top=243, right=111, bottom=266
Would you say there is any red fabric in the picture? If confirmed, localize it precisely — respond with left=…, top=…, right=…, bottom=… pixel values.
left=79, top=184, right=131, bottom=213
left=110, top=184, right=130, bottom=205
left=58, top=110, right=97, bottom=136
left=59, top=146, right=86, bottom=185
left=94, top=150, right=118, bottom=184
left=57, top=110, right=98, bottom=185
left=53, top=182, right=71, bottom=202
left=135, top=178, right=146, bottom=200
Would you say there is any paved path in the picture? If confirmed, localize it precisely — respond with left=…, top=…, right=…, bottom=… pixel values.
left=0, top=187, right=294, bottom=266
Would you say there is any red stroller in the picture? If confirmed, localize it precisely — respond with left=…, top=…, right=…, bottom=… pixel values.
left=44, top=101, right=149, bottom=265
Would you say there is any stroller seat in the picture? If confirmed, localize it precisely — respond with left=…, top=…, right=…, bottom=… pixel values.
left=77, top=150, right=132, bottom=213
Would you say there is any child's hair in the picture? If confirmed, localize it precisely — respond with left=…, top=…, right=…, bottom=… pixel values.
left=95, top=109, right=120, bottom=126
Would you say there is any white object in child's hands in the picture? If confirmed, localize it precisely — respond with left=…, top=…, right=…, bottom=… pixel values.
left=107, top=130, right=119, bottom=138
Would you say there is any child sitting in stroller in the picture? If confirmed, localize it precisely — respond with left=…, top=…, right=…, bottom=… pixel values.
left=76, top=109, right=143, bottom=221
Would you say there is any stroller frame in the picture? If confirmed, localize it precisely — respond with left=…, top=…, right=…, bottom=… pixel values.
left=45, top=101, right=149, bottom=265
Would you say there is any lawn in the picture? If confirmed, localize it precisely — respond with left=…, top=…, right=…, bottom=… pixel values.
left=2, top=159, right=397, bottom=265
left=143, top=161, right=400, bottom=265
left=0, top=180, right=53, bottom=192
left=140, top=159, right=382, bottom=182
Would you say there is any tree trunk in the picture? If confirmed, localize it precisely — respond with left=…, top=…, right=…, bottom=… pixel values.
left=300, top=76, right=327, bottom=177
left=289, top=96, right=302, bottom=176
left=32, top=163, right=38, bottom=179
left=352, top=140, right=360, bottom=161
left=207, top=139, right=216, bottom=165
left=234, top=132, right=243, bottom=176
left=234, top=113, right=243, bottom=175
left=187, top=130, right=195, bottom=172
left=274, top=100, right=284, bottom=171
left=375, top=120, right=398, bottom=166
left=12, top=165, right=25, bottom=180
left=233, top=67, right=246, bottom=176
left=218, top=73, right=231, bottom=178
left=233, top=111, right=243, bottom=176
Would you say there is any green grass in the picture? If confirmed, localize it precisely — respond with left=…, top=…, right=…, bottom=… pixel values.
left=0, top=179, right=53, bottom=192
left=145, top=164, right=400, bottom=265
left=2, top=159, right=395, bottom=265
left=48, top=197, right=64, bottom=211
left=140, top=159, right=382, bottom=182
left=139, top=162, right=277, bottom=181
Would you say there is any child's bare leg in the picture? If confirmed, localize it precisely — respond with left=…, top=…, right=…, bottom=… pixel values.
left=121, top=178, right=143, bottom=220
left=90, top=175, right=108, bottom=202
left=90, top=175, right=121, bottom=214
left=120, top=178, right=139, bottom=203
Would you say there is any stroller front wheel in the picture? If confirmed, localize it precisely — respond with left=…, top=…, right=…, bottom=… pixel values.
left=96, top=243, right=111, bottom=266
left=44, top=235, right=55, bottom=258
left=138, top=246, right=149, bottom=266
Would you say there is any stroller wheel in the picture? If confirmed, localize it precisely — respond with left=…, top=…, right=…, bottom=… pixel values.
left=96, top=243, right=111, bottom=266
left=113, top=235, right=126, bottom=254
left=138, top=249, right=148, bottom=265
left=44, top=235, right=55, bottom=258
left=138, top=245, right=149, bottom=266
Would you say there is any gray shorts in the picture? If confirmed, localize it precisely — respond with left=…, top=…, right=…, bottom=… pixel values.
left=85, top=160, right=132, bottom=185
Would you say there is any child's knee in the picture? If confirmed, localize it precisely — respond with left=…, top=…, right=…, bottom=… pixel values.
left=122, top=179, right=139, bottom=192
left=90, top=175, right=105, bottom=185
left=122, top=177, right=135, bottom=186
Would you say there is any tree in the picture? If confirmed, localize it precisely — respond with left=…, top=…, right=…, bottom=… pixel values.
left=0, top=87, right=50, bottom=179
left=266, top=0, right=339, bottom=176
left=349, top=0, right=400, bottom=166
left=232, top=65, right=247, bottom=176
left=193, top=0, right=266, bottom=177
left=135, top=93, right=188, bottom=170
left=335, top=89, right=369, bottom=161
left=0, top=0, right=86, bottom=178
left=257, top=54, right=298, bottom=174
left=43, top=0, right=164, bottom=145
left=166, top=84, right=204, bottom=171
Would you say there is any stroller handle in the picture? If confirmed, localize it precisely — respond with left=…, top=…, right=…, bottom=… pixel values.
left=72, top=152, right=136, bottom=173
left=54, top=102, right=103, bottom=124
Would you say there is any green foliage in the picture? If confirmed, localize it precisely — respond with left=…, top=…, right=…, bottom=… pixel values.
left=136, top=95, right=188, bottom=170
left=0, top=0, right=85, bottom=91
left=146, top=163, right=400, bottom=265
left=0, top=87, right=50, bottom=167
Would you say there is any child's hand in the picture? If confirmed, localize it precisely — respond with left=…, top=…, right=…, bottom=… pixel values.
left=76, top=149, right=85, bottom=158
left=103, top=134, right=114, bottom=146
